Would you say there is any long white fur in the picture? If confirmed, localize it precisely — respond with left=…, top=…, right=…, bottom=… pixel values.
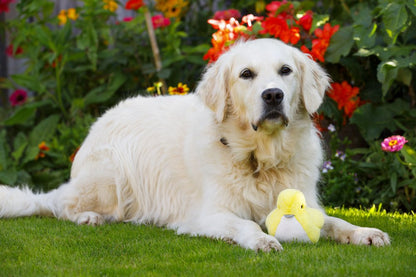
left=0, top=39, right=389, bottom=251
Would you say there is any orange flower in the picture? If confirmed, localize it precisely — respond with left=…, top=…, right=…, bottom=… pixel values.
left=36, top=141, right=50, bottom=160
left=203, top=18, right=242, bottom=63
left=103, top=0, right=118, bottom=12
left=69, top=147, right=80, bottom=162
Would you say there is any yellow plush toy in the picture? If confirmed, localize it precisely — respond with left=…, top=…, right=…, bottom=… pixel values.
left=266, top=189, right=324, bottom=243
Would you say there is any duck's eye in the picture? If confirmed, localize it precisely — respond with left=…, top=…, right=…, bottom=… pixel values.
left=279, top=65, right=292, bottom=76
left=240, top=68, right=255, bottom=79
left=300, top=204, right=304, bottom=209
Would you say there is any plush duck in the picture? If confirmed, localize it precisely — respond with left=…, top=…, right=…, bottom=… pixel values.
left=266, top=189, right=324, bottom=243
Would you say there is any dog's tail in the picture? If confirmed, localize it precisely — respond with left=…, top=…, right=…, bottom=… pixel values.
left=0, top=185, right=62, bottom=218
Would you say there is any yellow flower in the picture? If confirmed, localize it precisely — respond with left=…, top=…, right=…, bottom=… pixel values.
left=67, top=8, right=79, bottom=21
left=58, top=10, right=67, bottom=25
left=168, top=82, right=189, bottom=95
left=155, top=0, right=188, bottom=18
left=103, top=0, right=118, bottom=12
left=147, top=82, right=164, bottom=95
left=57, top=9, right=78, bottom=25
left=146, top=87, right=155, bottom=93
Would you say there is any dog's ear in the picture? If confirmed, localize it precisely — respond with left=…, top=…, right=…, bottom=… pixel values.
left=196, top=54, right=231, bottom=123
left=296, top=51, right=331, bottom=115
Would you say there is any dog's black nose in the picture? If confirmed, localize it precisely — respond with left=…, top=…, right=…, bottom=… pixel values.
left=262, top=88, right=284, bottom=106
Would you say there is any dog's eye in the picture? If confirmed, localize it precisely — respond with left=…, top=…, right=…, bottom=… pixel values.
left=279, top=65, right=292, bottom=76
left=240, top=68, right=255, bottom=79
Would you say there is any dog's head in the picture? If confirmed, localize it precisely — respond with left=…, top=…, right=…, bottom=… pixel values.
left=197, top=39, right=330, bottom=133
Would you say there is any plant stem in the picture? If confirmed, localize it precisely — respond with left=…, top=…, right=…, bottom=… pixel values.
left=55, top=58, right=69, bottom=119
left=395, top=152, right=415, bottom=167
left=144, top=8, right=167, bottom=94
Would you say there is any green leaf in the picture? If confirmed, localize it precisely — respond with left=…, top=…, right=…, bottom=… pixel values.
left=401, top=145, right=416, bottom=165
left=4, top=106, right=37, bottom=126
left=0, top=130, right=9, bottom=171
left=11, top=74, right=46, bottom=93
left=382, top=2, right=408, bottom=43
left=390, top=172, right=397, bottom=193
left=0, top=169, right=18, bottom=185
left=350, top=103, right=398, bottom=142
left=84, top=73, right=127, bottom=106
left=310, top=14, right=329, bottom=33
left=28, top=115, right=60, bottom=146
left=3, top=101, right=50, bottom=126
left=12, top=132, right=28, bottom=163
left=353, top=23, right=377, bottom=49
left=377, top=60, right=399, bottom=97
left=56, top=21, right=72, bottom=50
left=325, top=26, right=354, bottom=63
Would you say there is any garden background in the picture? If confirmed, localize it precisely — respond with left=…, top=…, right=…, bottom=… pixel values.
left=0, top=0, right=415, bottom=213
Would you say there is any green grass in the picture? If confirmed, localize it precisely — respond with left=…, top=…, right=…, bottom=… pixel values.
left=0, top=207, right=415, bottom=276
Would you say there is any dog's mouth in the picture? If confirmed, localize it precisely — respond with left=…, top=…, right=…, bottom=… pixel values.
left=252, top=110, right=289, bottom=132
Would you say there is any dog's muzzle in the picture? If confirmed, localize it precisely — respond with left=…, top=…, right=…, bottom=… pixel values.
left=252, top=88, right=289, bottom=131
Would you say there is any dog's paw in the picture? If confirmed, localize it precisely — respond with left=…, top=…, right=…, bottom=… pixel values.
left=248, top=234, right=283, bottom=252
left=76, top=211, right=104, bottom=226
left=348, top=227, right=390, bottom=246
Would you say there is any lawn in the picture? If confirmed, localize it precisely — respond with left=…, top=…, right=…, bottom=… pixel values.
left=0, top=207, right=414, bottom=276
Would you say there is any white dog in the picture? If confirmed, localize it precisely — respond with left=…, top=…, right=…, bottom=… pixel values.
left=0, top=39, right=389, bottom=251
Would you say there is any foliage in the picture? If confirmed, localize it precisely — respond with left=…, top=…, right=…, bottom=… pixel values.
left=321, top=128, right=416, bottom=211
left=0, top=0, right=206, bottom=188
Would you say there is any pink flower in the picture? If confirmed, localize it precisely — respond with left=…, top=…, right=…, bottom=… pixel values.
left=381, top=135, right=408, bottom=152
left=152, top=14, right=170, bottom=29
left=123, top=17, right=134, bottom=22
left=9, top=89, right=28, bottom=107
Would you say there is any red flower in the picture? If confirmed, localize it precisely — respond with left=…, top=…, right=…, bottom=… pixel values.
left=298, top=11, right=313, bottom=31
left=328, top=81, right=361, bottom=118
left=152, top=14, right=170, bottom=29
left=213, top=9, right=241, bottom=21
left=9, top=89, right=27, bottom=107
left=315, top=23, right=339, bottom=41
left=265, top=0, right=293, bottom=18
left=261, top=16, right=288, bottom=38
left=0, top=0, right=13, bottom=13
left=125, top=0, right=144, bottom=10
left=280, top=26, right=300, bottom=44
left=300, top=23, right=339, bottom=62
left=6, top=44, right=23, bottom=57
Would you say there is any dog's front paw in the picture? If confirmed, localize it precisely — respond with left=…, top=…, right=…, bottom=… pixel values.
left=348, top=227, right=390, bottom=246
left=76, top=211, right=104, bottom=226
left=248, top=233, right=283, bottom=252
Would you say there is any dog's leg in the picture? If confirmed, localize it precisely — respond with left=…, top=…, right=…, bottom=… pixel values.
left=322, top=216, right=390, bottom=246
left=176, top=212, right=283, bottom=252
left=55, top=174, right=121, bottom=226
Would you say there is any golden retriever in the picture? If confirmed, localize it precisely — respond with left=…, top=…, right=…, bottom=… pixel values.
left=0, top=39, right=390, bottom=251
